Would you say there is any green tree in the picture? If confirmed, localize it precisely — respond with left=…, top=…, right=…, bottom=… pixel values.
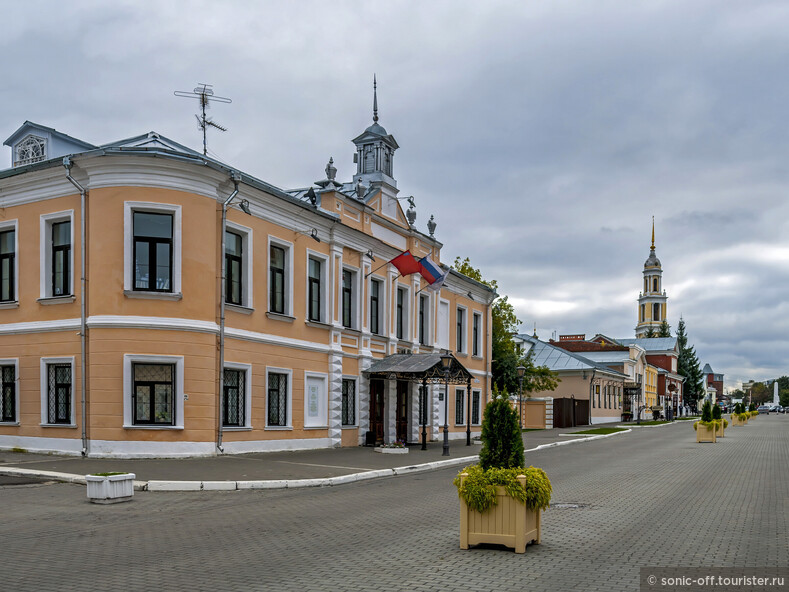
left=777, top=376, right=789, bottom=407
left=701, top=399, right=713, bottom=423
left=478, top=386, right=525, bottom=470
left=644, top=327, right=657, bottom=338
left=658, top=320, right=671, bottom=337
left=676, top=317, right=703, bottom=407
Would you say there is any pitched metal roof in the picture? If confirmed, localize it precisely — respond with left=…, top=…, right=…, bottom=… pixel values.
left=518, top=336, right=627, bottom=377
left=617, top=337, right=677, bottom=352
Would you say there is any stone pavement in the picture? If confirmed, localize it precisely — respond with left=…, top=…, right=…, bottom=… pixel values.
left=2, top=416, right=786, bottom=592
left=0, top=422, right=635, bottom=488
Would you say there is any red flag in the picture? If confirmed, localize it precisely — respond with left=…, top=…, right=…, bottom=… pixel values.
left=390, top=250, right=421, bottom=276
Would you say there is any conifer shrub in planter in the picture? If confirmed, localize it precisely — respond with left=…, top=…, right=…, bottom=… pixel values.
left=86, top=472, right=136, bottom=504
left=693, top=401, right=717, bottom=443
left=454, top=389, right=551, bottom=553
left=712, top=404, right=726, bottom=437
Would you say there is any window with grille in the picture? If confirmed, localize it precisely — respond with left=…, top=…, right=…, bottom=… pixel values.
left=133, top=212, right=173, bottom=292
left=471, top=390, right=481, bottom=425
left=47, top=364, right=71, bottom=424
left=0, top=229, right=15, bottom=302
left=225, top=230, right=243, bottom=305
left=223, top=368, right=245, bottom=427
left=455, top=389, right=465, bottom=425
left=341, top=379, right=355, bottom=426
left=370, top=279, right=381, bottom=335
left=132, top=363, right=174, bottom=425
left=308, top=258, right=321, bottom=322
left=267, top=372, right=288, bottom=427
left=270, top=245, right=285, bottom=314
left=51, top=221, right=71, bottom=297
left=14, top=135, right=46, bottom=166
left=342, top=270, right=354, bottom=328
left=0, top=365, right=15, bottom=422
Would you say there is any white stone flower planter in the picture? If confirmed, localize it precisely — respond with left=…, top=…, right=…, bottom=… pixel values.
left=86, top=473, right=136, bottom=504
left=373, top=447, right=409, bottom=454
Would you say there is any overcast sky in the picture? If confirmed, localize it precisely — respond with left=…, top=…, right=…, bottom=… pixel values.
left=3, top=0, right=787, bottom=390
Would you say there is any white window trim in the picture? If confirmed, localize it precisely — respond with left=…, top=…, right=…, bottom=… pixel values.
left=454, top=387, right=466, bottom=426
left=305, top=249, right=329, bottom=324
left=0, top=219, right=18, bottom=304
left=303, top=371, right=328, bottom=429
left=456, top=304, right=468, bottom=354
left=268, top=236, right=294, bottom=317
left=0, top=358, right=20, bottom=425
left=472, top=311, right=483, bottom=358
left=395, top=284, right=410, bottom=342
left=39, top=356, right=76, bottom=426
left=471, top=389, right=482, bottom=426
left=265, top=366, right=293, bottom=429
left=225, top=220, right=253, bottom=309
left=341, top=375, right=359, bottom=427
left=342, top=265, right=361, bottom=330
left=39, top=210, right=75, bottom=299
left=367, top=274, right=386, bottom=336
left=124, top=202, right=182, bottom=295
left=223, top=361, right=252, bottom=429
left=123, top=354, right=185, bottom=429
left=437, top=297, right=450, bottom=351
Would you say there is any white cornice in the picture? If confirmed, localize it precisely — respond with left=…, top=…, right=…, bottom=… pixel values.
left=0, top=318, right=80, bottom=334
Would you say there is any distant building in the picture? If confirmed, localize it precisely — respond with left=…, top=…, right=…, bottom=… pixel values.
left=635, top=220, right=668, bottom=338
left=702, top=363, right=724, bottom=403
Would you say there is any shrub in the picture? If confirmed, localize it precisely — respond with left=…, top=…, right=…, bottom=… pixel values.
left=712, top=405, right=722, bottom=421
left=701, top=400, right=713, bottom=423
left=454, top=464, right=552, bottom=513
left=479, top=386, right=524, bottom=470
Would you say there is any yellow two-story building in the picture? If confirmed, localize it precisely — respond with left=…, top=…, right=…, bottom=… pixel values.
left=0, top=99, right=494, bottom=457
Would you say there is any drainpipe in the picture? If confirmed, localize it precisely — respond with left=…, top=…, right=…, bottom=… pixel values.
left=217, top=171, right=241, bottom=453
left=63, top=157, right=88, bottom=457
left=587, top=369, right=596, bottom=426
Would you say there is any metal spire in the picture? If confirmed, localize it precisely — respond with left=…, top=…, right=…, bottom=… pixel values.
left=651, top=216, right=655, bottom=249
left=373, top=74, right=378, bottom=123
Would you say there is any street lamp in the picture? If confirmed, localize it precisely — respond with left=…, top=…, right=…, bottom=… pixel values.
left=517, top=365, right=526, bottom=429
left=440, top=353, right=452, bottom=457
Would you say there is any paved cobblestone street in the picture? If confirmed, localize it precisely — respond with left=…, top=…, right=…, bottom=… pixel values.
left=3, top=417, right=787, bottom=592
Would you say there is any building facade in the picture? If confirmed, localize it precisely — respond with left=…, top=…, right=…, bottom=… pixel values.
left=0, top=102, right=494, bottom=457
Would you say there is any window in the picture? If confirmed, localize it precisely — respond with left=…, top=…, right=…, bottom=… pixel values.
left=270, top=245, right=285, bottom=314
left=223, top=368, right=245, bottom=427
left=342, top=379, right=356, bottom=426
left=455, top=388, right=465, bottom=425
left=396, top=287, right=406, bottom=340
left=472, top=313, right=481, bottom=357
left=40, top=213, right=74, bottom=300
left=0, top=228, right=15, bottom=302
left=342, top=270, right=355, bottom=328
left=267, top=372, right=288, bottom=427
left=596, top=385, right=601, bottom=408
left=225, top=230, right=243, bottom=305
left=133, top=212, right=173, bottom=292
left=132, top=363, right=175, bottom=425
left=0, top=364, right=16, bottom=422
left=419, top=294, right=429, bottom=345
left=603, top=385, right=607, bottom=408
left=370, top=278, right=381, bottom=335
left=14, top=135, right=46, bottom=166
left=46, top=363, right=72, bottom=424
left=640, top=304, right=645, bottom=322
left=653, top=278, right=659, bottom=292
left=456, top=307, right=466, bottom=353
left=472, top=390, right=481, bottom=425
left=308, top=258, right=321, bottom=322
left=653, top=303, right=660, bottom=321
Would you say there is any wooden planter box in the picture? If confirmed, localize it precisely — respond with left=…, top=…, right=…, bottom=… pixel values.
left=731, top=415, right=743, bottom=426
left=695, top=424, right=717, bottom=443
left=459, top=473, right=541, bottom=554
left=86, top=473, right=136, bottom=504
left=715, top=421, right=725, bottom=438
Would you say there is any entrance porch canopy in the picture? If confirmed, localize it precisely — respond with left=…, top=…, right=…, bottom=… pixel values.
left=364, top=353, right=472, bottom=384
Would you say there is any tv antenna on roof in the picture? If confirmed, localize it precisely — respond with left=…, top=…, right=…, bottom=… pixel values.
left=174, top=83, right=232, bottom=156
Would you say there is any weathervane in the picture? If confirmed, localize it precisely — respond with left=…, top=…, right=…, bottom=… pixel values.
left=174, top=83, right=232, bottom=156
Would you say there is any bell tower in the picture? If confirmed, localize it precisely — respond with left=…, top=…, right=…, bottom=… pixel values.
left=635, top=218, right=668, bottom=337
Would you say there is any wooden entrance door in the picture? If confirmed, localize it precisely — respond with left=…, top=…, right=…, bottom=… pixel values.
left=369, top=379, right=385, bottom=445
left=396, top=381, right=409, bottom=443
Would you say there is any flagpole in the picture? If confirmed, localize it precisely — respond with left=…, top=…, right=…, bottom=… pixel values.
left=364, top=260, right=391, bottom=279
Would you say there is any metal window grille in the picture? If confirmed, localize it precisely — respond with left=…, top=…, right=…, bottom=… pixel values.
left=341, top=379, right=355, bottom=425
left=132, top=363, right=174, bottom=425
left=471, top=390, right=480, bottom=425
left=47, top=364, right=71, bottom=424
left=268, top=372, right=287, bottom=426
left=223, top=368, right=245, bottom=427
left=0, top=365, right=15, bottom=422
left=455, top=389, right=464, bottom=425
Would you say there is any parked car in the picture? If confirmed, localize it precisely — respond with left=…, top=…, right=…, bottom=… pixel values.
left=770, top=405, right=784, bottom=414
left=757, top=405, right=770, bottom=414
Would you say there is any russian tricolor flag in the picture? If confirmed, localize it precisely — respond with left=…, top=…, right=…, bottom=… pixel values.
left=418, top=256, right=447, bottom=290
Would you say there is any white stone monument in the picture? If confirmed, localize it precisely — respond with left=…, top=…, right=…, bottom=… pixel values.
left=774, top=381, right=780, bottom=406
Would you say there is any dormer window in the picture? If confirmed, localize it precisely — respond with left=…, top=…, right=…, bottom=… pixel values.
left=14, top=135, right=47, bottom=167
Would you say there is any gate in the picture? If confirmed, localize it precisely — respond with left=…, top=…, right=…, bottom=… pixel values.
left=553, top=397, right=589, bottom=428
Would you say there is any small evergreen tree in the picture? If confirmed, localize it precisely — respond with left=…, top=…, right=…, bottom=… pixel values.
left=712, top=404, right=721, bottom=421
left=658, top=320, right=671, bottom=337
left=701, top=400, right=713, bottom=423
left=479, top=386, right=525, bottom=470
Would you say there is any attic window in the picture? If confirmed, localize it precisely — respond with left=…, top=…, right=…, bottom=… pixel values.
left=14, top=135, right=47, bottom=167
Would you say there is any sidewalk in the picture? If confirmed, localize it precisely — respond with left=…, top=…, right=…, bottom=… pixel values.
left=0, top=422, right=644, bottom=490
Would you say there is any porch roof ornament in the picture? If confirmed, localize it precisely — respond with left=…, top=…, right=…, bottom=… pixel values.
left=364, top=352, right=472, bottom=384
